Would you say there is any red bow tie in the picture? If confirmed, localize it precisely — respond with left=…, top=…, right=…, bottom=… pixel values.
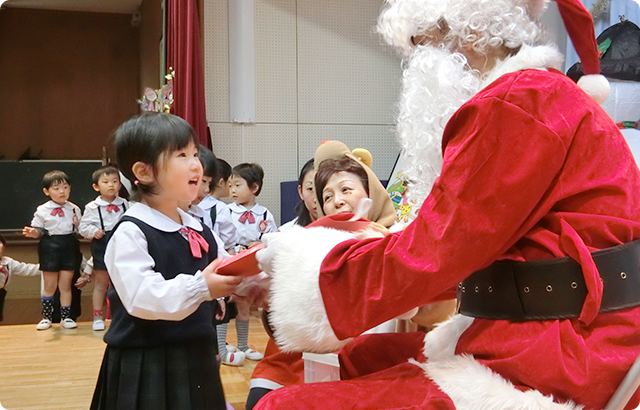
left=238, top=211, right=255, bottom=224
left=106, top=204, right=120, bottom=213
left=50, top=208, right=64, bottom=217
left=180, top=227, right=210, bottom=258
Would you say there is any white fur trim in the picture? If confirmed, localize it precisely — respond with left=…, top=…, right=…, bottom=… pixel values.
left=482, top=44, right=564, bottom=89
left=577, top=74, right=610, bottom=105
left=268, top=225, right=356, bottom=353
left=415, top=315, right=583, bottom=410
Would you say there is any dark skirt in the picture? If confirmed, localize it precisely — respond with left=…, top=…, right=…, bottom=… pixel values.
left=90, top=337, right=226, bottom=410
left=38, top=234, right=80, bottom=272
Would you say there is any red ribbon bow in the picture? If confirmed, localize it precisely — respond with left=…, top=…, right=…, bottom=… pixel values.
left=238, top=211, right=255, bottom=224
left=50, top=208, right=64, bottom=217
left=180, top=227, right=210, bottom=258
left=0, top=266, right=7, bottom=275
left=106, top=204, right=120, bottom=213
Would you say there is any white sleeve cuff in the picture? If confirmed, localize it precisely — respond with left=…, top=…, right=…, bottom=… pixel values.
left=269, top=225, right=356, bottom=353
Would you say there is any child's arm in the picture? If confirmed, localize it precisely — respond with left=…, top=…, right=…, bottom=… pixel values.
left=265, top=210, right=278, bottom=234
left=4, top=257, right=41, bottom=277
left=78, top=204, right=103, bottom=240
left=107, top=222, right=241, bottom=321
left=23, top=207, right=45, bottom=238
left=215, top=207, right=239, bottom=252
left=22, top=226, right=42, bottom=239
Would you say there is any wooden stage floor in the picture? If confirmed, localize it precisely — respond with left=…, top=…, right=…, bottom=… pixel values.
left=0, top=308, right=269, bottom=410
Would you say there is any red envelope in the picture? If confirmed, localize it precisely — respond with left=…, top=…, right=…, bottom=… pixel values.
left=215, top=244, right=264, bottom=277
left=215, top=213, right=372, bottom=277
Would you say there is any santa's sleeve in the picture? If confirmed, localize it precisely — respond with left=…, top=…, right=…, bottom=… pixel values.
left=270, top=97, right=569, bottom=350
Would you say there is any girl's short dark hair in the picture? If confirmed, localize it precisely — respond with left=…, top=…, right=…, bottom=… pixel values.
left=198, top=146, right=219, bottom=181
left=216, top=159, right=232, bottom=182
left=231, top=163, right=265, bottom=196
left=42, top=170, right=70, bottom=189
left=294, top=158, right=314, bottom=227
left=92, top=165, right=120, bottom=185
left=114, top=113, right=199, bottom=201
left=315, top=157, right=369, bottom=209
left=0, top=233, right=6, bottom=247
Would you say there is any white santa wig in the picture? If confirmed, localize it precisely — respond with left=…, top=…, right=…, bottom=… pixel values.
left=377, top=0, right=546, bottom=56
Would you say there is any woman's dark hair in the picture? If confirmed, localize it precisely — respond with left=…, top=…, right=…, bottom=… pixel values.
left=198, top=146, right=219, bottom=182
left=113, top=113, right=199, bottom=201
left=294, top=158, right=315, bottom=227
left=91, top=165, right=120, bottom=185
left=42, top=170, right=70, bottom=189
left=0, top=233, right=6, bottom=247
left=315, top=157, right=369, bottom=210
left=231, top=163, right=265, bottom=196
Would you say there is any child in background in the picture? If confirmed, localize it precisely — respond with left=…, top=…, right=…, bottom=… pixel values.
left=90, top=113, right=242, bottom=410
left=203, top=158, right=237, bottom=253
left=229, top=163, right=277, bottom=250
left=184, top=146, right=231, bottom=261
left=218, top=163, right=276, bottom=366
left=190, top=147, right=220, bottom=232
left=22, top=170, right=82, bottom=330
left=78, top=166, right=129, bottom=331
left=0, top=234, right=41, bottom=322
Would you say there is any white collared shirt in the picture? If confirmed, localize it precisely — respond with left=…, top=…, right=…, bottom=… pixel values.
left=104, top=202, right=213, bottom=321
left=199, top=196, right=238, bottom=251
left=0, top=256, right=41, bottom=288
left=30, top=200, right=81, bottom=235
left=79, top=196, right=129, bottom=239
left=228, top=202, right=277, bottom=246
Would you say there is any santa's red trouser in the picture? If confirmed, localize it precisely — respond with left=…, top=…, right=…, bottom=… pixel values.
left=254, top=332, right=457, bottom=410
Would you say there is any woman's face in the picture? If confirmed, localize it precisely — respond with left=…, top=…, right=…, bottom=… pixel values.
left=321, top=171, right=369, bottom=217
left=298, top=170, right=317, bottom=221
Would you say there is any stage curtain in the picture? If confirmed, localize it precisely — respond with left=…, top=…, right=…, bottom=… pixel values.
left=167, top=0, right=209, bottom=147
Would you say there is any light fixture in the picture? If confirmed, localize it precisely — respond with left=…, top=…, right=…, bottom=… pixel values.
left=228, top=0, right=256, bottom=123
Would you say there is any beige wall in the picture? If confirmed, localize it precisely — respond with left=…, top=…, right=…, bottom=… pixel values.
left=203, top=0, right=403, bottom=225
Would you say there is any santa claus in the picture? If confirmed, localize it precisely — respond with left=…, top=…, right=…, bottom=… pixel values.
left=255, top=0, right=640, bottom=409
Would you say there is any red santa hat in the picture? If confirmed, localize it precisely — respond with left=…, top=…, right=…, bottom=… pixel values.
left=547, top=0, right=610, bottom=103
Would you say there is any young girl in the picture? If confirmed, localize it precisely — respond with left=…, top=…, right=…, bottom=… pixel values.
left=78, top=166, right=129, bottom=331
left=90, top=113, right=242, bottom=410
left=22, top=170, right=82, bottom=330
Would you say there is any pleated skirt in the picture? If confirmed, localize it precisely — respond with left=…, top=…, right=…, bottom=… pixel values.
left=90, top=337, right=226, bottom=410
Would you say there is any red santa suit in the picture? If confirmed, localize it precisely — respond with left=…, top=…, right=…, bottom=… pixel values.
left=257, top=44, right=640, bottom=410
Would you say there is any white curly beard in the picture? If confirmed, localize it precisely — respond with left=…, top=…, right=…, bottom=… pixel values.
left=396, top=45, right=481, bottom=207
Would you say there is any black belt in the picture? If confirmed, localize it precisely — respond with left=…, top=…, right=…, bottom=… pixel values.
left=458, top=239, right=640, bottom=321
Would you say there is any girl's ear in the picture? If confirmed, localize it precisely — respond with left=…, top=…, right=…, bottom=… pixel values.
left=297, top=185, right=304, bottom=201
left=92, top=183, right=101, bottom=193
left=217, top=178, right=226, bottom=188
left=251, top=182, right=260, bottom=195
left=132, top=161, right=155, bottom=185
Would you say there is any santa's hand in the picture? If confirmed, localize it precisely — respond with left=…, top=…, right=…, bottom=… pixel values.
left=256, top=232, right=282, bottom=276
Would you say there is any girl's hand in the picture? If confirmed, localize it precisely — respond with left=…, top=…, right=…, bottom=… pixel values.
left=94, top=229, right=105, bottom=240
left=22, top=226, right=41, bottom=239
left=202, top=258, right=243, bottom=299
